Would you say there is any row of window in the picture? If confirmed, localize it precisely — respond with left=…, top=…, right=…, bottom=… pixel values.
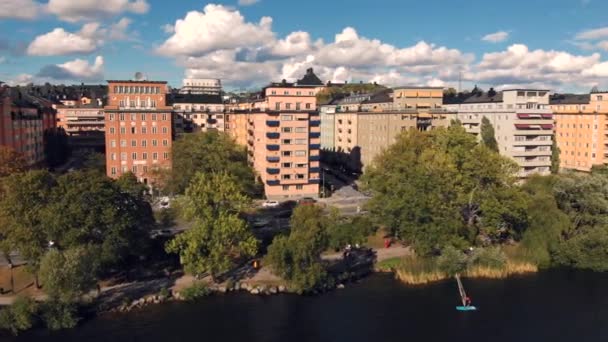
left=514, top=136, right=552, bottom=142
left=110, top=165, right=154, bottom=176
left=280, top=150, right=307, bottom=157
left=560, top=123, right=598, bottom=129
left=560, top=150, right=595, bottom=158
left=281, top=139, right=308, bottom=145
left=275, top=103, right=313, bottom=111
left=270, top=90, right=314, bottom=96
left=108, top=126, right=168, bottom=134
left=281, top=127, right=307, bottom=133
left=109, top=113, right=168, bottom=121
left=281, top=174, right=306, bottom=180
left=110, top=152, right=169, bottom=161
left=281, top=185, right=305, bottom=191
left=118, top=99, right=157, bottom=108
left=113, top=86, right=161, bottom=94
left=109, top=139, right=169, bottom=147
left=281, top=162, right=308, bottom=168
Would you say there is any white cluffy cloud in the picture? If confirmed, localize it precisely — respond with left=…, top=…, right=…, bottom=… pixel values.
left=0, top=0, right=149, bottom=21
left=37, top=56, right=104, bottom=81
left=0, top=0, right=43, bottom=20
left=481, top=31, right=509, bottom=43
left=26, top=18, right=134, bottom=56
left=574, top=27, right=608, bottom=52
left=238, top=0, right=260, bottom=5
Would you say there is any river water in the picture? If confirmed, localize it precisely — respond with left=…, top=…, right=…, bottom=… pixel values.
left=10, top=271, right=608, bottom=342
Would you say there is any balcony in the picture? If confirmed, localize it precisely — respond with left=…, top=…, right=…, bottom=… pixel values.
left=266, top=132, right=280, bottom=139
left=267, top=144, right=280, bottom=151
left=267, top=180, right=280, bottom=186
left=309, top=132, right=321, bottom=138
left=309, top=167, right=320, bottom=173
left=310, top=144, right=321, bottom=150
left=266, top=156, right=280, bottom=163
left=266, top=120, right=280, bottom=127
left=310, top=120, right=321, bottom=127
left=310, top=155, right=320, bottom=161
left=266, top=168, right=280, bottom=175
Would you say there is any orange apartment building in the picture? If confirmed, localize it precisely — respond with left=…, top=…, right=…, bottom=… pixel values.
left=551, top=91, right=608, bottom=172
left=104, top=80, right=172, bottom=186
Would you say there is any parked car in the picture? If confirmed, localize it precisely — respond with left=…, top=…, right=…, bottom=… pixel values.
left=151, top=229, right=173, bottom=239
left=159, top=197, right=171, bottom=209
left=262, top=200, right=280, bottom=208
left=297, top=197, right=317, bottom=206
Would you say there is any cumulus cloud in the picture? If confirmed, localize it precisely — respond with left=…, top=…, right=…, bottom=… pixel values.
left=7, top=74, right=34, bottom=86
left=47, top=0, right=149, bottom=22
left=238, top=0, right=260, bottom=5
left=0, top=0, right=43, bottom=20
left=157, top=4, right=274, bottom=56
left=481, top=31, right=509, bottom=43
left=37, top=56, right=104, bottom=81
left=574, top=27, right=608, bottom=52
left=27, top=26, right=100, bottom=56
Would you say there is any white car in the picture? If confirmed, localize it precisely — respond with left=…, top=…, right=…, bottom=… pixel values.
left=262, top=200, right=280, bottom=208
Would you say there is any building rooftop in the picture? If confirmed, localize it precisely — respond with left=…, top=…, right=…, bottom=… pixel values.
left=549, top=94, right=590, bottom=105
left=170, top=93, right=223, bottom=105
left=107, top=80, right=167, bottom=84
left=393, top=86, right=444, bottom=90
left=362, top=90, right=393, bottom=104
left=296, top=68, right=324, bottom=86
left=461, top=91, right=503, bottom=104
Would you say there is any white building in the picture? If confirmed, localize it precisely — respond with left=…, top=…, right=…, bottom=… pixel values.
left=445, top=89, right=554, bottom=177
left=179, top=78, right=222, bottom=95
left=171, top=94, right=226, bottom=134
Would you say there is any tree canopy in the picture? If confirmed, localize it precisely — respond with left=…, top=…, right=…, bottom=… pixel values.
left=480, top=116, right=499, bottom=152
left=0, top=146, right=26, bottom=178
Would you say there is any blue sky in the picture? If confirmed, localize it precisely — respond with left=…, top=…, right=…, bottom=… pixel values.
left=1, top=0, right=608, bottom=92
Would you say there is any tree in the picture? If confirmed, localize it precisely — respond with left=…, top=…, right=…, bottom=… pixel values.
left=168, top=131, right=259, bottom=195
left=165, top=172, right=258, bottom=279
left=551, top=138, right=560, bottom=174
left=0, top=170, right=56, bottom=285
left=0, top=297, right=38, bottom=335
left=39, top=247, right=99, bottom=303
left=362, top=127, right=526, bottom=256
left=265, top=205, right=332, bottom=292
left=327, top=215, right=375, bottom=251
left=480, top=116, right=499, bottom=152
left=0, top=146, right=26, bottom=178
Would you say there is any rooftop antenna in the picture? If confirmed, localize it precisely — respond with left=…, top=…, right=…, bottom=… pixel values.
left=134, top=72, right=147, bottom=81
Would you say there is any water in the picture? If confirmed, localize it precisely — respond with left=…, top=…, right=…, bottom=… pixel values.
left=9, top=271, right=608, bottom=342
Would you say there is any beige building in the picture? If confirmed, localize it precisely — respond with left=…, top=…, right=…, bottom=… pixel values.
left=551, top=91, right=608, bottom=172
left=171, top=93, right=226, bottom=134
left=55, top=96, right=105, bottom=150
left=445, top=89, right=554, bottom=177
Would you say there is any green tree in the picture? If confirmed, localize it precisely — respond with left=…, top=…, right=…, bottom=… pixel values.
left=362, top=127, right=526, bottom=256
left=327, top=215, right=375, bottom=251
left=39, top=247, right=99, bottom=303
left=40, top=299, right=79, bottom=330
left=480, top=116, right=499, bottom=152
left=166, top=172, right=258, bottom=279
left=0, top=146, right=26, bottom=178
left=437, top=246, right=468, bottom=276
left=168, top=131, right=259, bottom=195
left=551, top=138, right=560, bottom=174
left=0, top=170, right=56, bottom=285
left=265, top=205, right=332, bottom=292
left=0, top=297, right=38, bottom=335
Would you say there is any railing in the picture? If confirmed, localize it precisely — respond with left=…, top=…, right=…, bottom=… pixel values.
left=310, top=120, right=321, bottom=126
left=267, top=180, right=280, bottom=186
left=266, top=168, right=280, bottom=175
left=309, top=167, right=320, bottom=173
left=309, top=155, right=320, bottom=161
left=310, top=144, right=321, bottom=150
left=266, top=132, right=280, bottom=139
left=309, top=132, right=321, bottom=138
left=266, top=120, right=280, bottom=127
left=266, top=156, right=280, bottom=163
left=267, top=144, right=280, bottom=151
left=309, top=179, right=321, bottom=184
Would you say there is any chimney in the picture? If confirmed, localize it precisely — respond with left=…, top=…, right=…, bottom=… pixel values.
left=307, top=68, right=313, bottom=75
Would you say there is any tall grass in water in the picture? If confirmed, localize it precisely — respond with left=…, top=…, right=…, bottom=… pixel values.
left=394, top=256, right=445, bottom=285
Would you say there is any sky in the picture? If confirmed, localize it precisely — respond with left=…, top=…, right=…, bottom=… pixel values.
left=1, top=0, right=608, bottom=92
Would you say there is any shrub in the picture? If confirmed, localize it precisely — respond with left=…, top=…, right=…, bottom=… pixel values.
left=40, top=300, right=79, bottom=331
left=469, top=246, right=507, bottom=270
left=0, top=297, right=38, bottom=335
left=181, top=283, right=210, bottom=301
left=158, top=287, right=170, bottom=298
left=437, top=246, right=468, bottom=276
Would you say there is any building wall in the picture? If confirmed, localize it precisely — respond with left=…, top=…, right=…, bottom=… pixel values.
left=319, top=105, right=335, bottom=150
left=264, top=87, right=316, bottom=111
left=393, top=87, right=443, bottom=110
left=226, top=112, right=250, bottom=147
left=334, top=113, right=359, bottom=153
left=105, top=81, right=172, bottom=185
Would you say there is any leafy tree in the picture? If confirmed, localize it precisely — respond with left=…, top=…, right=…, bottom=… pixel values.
left=551, top=138, right=560, bottom=174
left=39, top=247, right=99, bottom=303
left=552, top=227, right=608, bottom=271
left=362, top=127, right=526, bottom=256
left=81, top=152, right=106, bottom=174
left=40, top=299, right=79, bottom=330
left=0, top=297, right=38, bottom=335
left=166, top=172, right=258, bottom=279
left=43, top=171, right=153, bottom=267
left=0, top=146, right=26, bottom=178
left=480, top=116, right=499, bottom=152
left=168, top=131, right=259, bottom=195
left=0, top=170, right=56, bottom=284
left=437, top=246, right=468, bottom=276
left=265, top=205, right=332, bottom=292
left=327, top=215, right=376, bottom=251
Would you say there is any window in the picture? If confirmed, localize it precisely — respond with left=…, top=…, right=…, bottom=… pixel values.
left=306, top=103, right=311, bottom=109
left=283, top=139, right=292, bottom=144
left=141, top=127, right=147, bottom=134
left=281, top=115, right=293, bottom=121
left=275, top=103, right=281, bottom=110
left=109, top=127, right=115, bottom=134
left=131, top=140, right=137, bottom=147
left=295, top=127, right=307, bottom=133
left=152, top=127, right=157, bottom=134
left=282, top=185, right=289, bottom=191
left=141, top=140, right=147, bottom=147
left=132, top=166, right=137, bottom=173
left=142, top=153, right=148, bottom=160
left=120, top=127, right=126, bottom=134
left=282, top=174, right=292, bottom=180
left=286, top=103, right=291, bottom=110
left=282, top=127, right=292, bottom=133
left=162, top=139, right=168, bottom=147
left=111, top=153, right=116, bottom=161
left=162, top=127, right=168, bottom=134
left=296, top=174, right=305, bottom=180
left=152, top=114, right=157, bottom=121
left=296, top=185, right=303, bottom=190
left=153, top=153, right=158, bottom=160
left=284, top=91, right=289, bottom=95
left=132, top=152, right=137, bottom=160
left=295, top=150, right=306, bottom=156
left=131, top=114, right=136, bottom=121
left=271, top=91, right=276, bottom=95
left=109, top=114, right=115, bottom=121
left=282, top=151, right=292, bottom=157
left=295, top=139, right=307, bottom=144
left=141, top=114, right=146, bottom=121
left=162, top=114, right=167, bottom=121
left=598, top=95, right=603, bottom=101
left=121, top=152, right=127, bottom=161
left=131, top=127, right=136, bottom=134
left=110, top=140, right=116, bottom=148
left=111, top=167, right=117, bottom=176
left=283, top=163, right=292, bottom=168
left=120, top=140, right=127, bottom=147
left=119, top=114, right=125, bottom=121
left=296, top=163, right=307, bottom=168
left=163, top=152, right=169, bottom=160
left=152, top=140, right=158, bottom=147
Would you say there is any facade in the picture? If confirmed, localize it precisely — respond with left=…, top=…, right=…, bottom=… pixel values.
left=55, top=96, right=105, bottom=149
left=448, top=89, right=554, bottom=177
left=550, top=92, right=608, bottom=172
left=104, top=80, right=172, bottom=185
left=171, top=93, right=226, bottom=134
left=320, top=104, right=336, bottom=150
left=179, top=78, right=222, bottom=95
left=393, top=86, right=443, bottom=110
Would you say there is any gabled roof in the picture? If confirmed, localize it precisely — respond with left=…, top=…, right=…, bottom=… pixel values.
left=362, top=89, right=392, bottom=104
left=296, top=68, right=323, bottom=86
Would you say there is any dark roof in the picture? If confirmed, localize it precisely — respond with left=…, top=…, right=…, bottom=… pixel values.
left=549, top=94, right=590, bottom=105
left=362, top=90, right=392, bottom=104
left=296, top=68, right=323, bottom=86
left=462, top=91, right=503, bottom=104
left=170, top=93, right=223, bottom=105
left=107, top=80, right=167, bottom=84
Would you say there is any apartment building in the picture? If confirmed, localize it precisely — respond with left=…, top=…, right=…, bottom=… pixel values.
left=179, top=78, right=222, bottom=95
left=319, top=103, right=337, bottom=150
left=322, top=87, right=455, bottom=169
left=55, top=96, right=105, bottom=150
left=0, top=91, right=46, bottom=165
left=447, top=89, right=554, bottom=177
left=171, top=93, right=226, bottom=134
left=104, top=80, right=172, bottom=185
left=551, top=91, right=608, bottom=172
left=239, top=72, right=322, bottom=199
